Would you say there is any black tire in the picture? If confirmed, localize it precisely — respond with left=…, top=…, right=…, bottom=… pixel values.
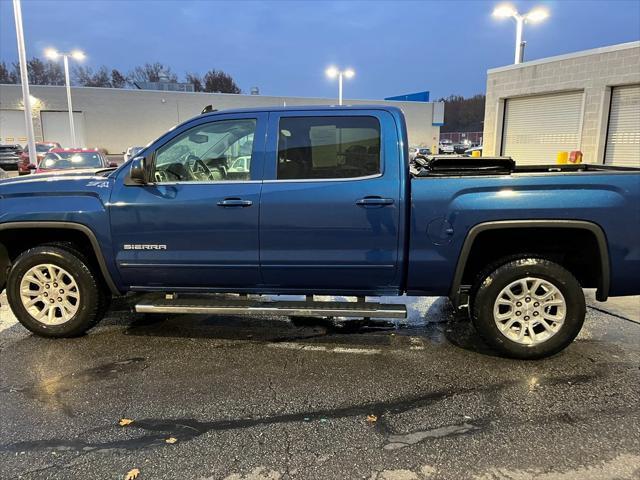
left=7, top=245, right=107, bottom=337
left=471, top=257, right=586, bottom=359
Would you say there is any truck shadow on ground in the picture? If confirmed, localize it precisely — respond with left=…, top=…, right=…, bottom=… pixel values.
left=116, top=295, right=499, bottom=357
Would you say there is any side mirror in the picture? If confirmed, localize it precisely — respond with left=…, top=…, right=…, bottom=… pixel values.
left=128, top=156, right=147, bottom=184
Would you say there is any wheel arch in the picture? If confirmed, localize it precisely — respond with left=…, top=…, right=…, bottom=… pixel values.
left=450, top=220, right=610, bottom=306
left=0, top=221, right=120, bottom=295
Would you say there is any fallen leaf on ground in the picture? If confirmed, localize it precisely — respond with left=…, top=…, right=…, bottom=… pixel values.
left=119, top=418, right=134, bottom=426
left=124, top=468, right=140, bottom=480
left=367, top=414, right=378, bottom=423
left=165, top=437, right=177, bottom=444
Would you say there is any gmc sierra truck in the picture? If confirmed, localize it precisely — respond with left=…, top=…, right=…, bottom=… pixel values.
left=1, top=106, right=639, bottom=359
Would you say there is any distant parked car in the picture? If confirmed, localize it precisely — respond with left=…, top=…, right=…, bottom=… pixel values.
left=124, top=146, right=144, bottom=163
left=416, top=147, right=431, bottom=158
left=0, top=144, right=23, bottom=171
left=438, top=139, right=454, bottom=154
left=36, top=148, right=116, bottom=174
left=454, top=140, right=473, bottom=154
left=18, top=142, right=61, bottom=174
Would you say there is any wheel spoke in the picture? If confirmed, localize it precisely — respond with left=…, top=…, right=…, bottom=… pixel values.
left=495, top=311, right=513, bottom=321
left=24, top=296, right=43, bottom=308
left=33, top=269, right=48, bottom=283
left=537, top=319, right=554, bottom=332
left=500, top=318, right=518, bottom=331
left=530, top=279, right=542, bottom=296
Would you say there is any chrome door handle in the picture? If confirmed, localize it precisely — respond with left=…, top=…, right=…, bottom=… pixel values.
left=356, top=197, right=394, bottom=207
left=217, top=198, right=253, bottom=207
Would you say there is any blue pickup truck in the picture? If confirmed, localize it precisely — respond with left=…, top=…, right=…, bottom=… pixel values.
left=1, top=106, right=639, bottom=359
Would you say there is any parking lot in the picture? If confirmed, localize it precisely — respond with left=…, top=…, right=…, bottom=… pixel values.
left=1, top=292, right=638, bottom=480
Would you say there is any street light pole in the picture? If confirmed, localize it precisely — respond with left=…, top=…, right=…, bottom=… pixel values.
left=326, top=67, right=355, bottom=106
left=12, top=0, right=37, bottom=166
left=493, top=4, right=549, bottom=65
left=514, top=15, right=524, bottom=64
left=62, top=55, right=76, bottom=146
left=45, top=48, right=85, bottom=147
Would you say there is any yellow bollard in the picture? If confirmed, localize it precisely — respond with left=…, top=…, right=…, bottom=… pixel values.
left=471, top=150, right=481, bottom=158
left=556, top=151, right=569, bottom=164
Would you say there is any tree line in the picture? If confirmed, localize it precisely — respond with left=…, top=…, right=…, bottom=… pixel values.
left=0, top=59, right=241, bottom=94
left=438, top=94, right=486, bottom=132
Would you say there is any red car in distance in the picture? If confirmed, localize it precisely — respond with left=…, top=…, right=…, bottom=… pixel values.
left=18, top=142, right=61, bottom=174
left=36, top=148, right=117, bottom=174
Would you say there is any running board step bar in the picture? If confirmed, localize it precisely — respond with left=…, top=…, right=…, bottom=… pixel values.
left=135, top=295, right=407, bottom=319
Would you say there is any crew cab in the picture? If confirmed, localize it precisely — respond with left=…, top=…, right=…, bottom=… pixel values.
left=0, top=106, right=638, bottom=359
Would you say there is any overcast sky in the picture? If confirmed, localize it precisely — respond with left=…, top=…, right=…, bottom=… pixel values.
left=1, top=0, right=639, bottom=100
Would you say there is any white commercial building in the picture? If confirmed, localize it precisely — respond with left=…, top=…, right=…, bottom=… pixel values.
left=0, top=85, right=443, bottom=154
left=483, top=41, right=640, bottom=166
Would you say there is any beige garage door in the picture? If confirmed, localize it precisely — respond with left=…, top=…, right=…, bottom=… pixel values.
left=40, top=111, right=86, bottom=148
left=0, top=110, right=28, bottom=145
left=605, top=84, right=640, bottom=167
left=502, top=91, right=584, bottom=165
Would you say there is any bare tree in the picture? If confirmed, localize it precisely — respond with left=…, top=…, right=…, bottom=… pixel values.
left=111, top=69, right=127, bottom=88
left=202, top=69, right=241, bottom=94
left=4, top=58, right=63, bottom=85
left=74, top=66, right=113, bottom=87
left=185, top=72, right=203, bottom=92
left=0, top=61, right=17, bottom=84
left=128, top=62, right=177, bottom=85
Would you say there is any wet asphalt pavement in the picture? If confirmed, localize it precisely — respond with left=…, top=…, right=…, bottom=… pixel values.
left=0, top=293, right=639, bottom=480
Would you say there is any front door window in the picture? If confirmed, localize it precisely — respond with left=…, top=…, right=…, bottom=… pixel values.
left=153, top=119, right=256, bottom=182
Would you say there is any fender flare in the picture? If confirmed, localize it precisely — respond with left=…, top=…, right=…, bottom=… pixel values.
left=449, top=220, right=610, bottom=304
left=0, top=221, right=121, bottom=295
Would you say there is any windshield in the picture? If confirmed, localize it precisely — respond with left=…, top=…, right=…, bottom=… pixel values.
left=41, top=152, right=103, bottom=169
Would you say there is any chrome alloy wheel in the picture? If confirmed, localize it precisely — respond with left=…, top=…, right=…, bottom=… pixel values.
left=19, top=264, right=80, bottom=325
left=493, top=277, right=566, bottom=346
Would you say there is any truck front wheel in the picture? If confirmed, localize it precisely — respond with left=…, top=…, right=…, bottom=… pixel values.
left=6, top=245, right=107, bottom=337
left=471, top=257, right=586, bottom=359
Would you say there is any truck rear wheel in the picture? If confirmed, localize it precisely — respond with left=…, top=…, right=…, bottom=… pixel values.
left=470, top=257, right=586, bottom=359
left=6, top=245, right=107, bottom=337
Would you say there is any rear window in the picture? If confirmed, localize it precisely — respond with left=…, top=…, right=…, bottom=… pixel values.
left=277, top=116, right=381, bottom=180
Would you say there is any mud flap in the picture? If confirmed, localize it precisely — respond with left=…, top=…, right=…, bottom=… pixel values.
left=0, top=243, right=9, bottom=301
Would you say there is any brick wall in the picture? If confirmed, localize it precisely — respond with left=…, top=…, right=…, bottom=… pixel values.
left=483, top=42, right=640, bottom=164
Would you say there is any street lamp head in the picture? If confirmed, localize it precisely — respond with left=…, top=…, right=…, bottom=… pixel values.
left=525, top=8, right=549, bottom=23
left=325, top=66, right=339, bottom=79
left=343, top=69, right=355, bottom=79
left=71, top=50, right=86, bottom=60
left=492, top=4, right=517, bottom=18
left=44, top=48, right=59, bottom=60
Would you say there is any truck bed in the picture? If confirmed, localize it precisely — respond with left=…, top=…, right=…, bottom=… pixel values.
left=406, top=165, right=640, bottom=298
left=410, top=156, right=640, bottom=177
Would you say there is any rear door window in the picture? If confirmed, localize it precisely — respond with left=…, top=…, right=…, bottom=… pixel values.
left=277, top=116, right=381, bottom=180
